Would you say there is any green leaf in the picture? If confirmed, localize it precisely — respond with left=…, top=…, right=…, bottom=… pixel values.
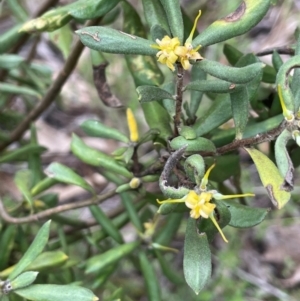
left=11, top=271, right=39, bottom=290
left=0, top=144, right=46, bottom=164
left=192, top=0, right=270, bottom=47
left=141, top=0, right=170, bottom=38
left=195, top=59, right=264, bottom=84
left=48, top=24, right=73, bottom=59
left=170, top=136, right=216, bottom=153
left=14, top=169, right=34, bottom=208
left=26, top=251, right=68, bottom=272
left=0, top=54, right=25, bottom=69
left=71, top=134, right=132, bottom=178
left=89, top=205, right=124, bottom=244
left=274, top=129, right=294, bottom=191
left=245, top=148, right=291, bottom=209
left=76, top=27, right=156, bottom=56
left=276, top=55, right=300, bottom=112
left=139, top=251, right=161, bottom=301
left=85, top=241, right=140, bottom=274
left=223, top=201, right=269, bottom=228
left=230, top=85, right=249, bottom=139
left=9, top=220, right=51, bottom=281
left=206, top=154, right=240, bottom=182
left=223, top=44, right=243, bottom=66
left=189, top=64, right=206, bottom=120
left=185, top=79, right=241, bottom=94
left=160, top=0, right=184, bottom=44
left=141, top=102, right=173, bottom=141
left=123, top=1, right=164, bottom=86
left=14, top=284, right=98, bottom=301
left=155, top=250, right=183, bottom=285
left=192, top=94, right=232, bottom=137
left=81, top=120, right=129, bottom=143
left=184, top=218, right=211, bottom=294
left=45, top=162, right=95, bottom=194
left=184, top=154, right=205, bottom=184
left=137, top=86, right=174, bottom=103
left=0, top=82, right=42, bottom=98
left=0, top=225, right=17, bottom=270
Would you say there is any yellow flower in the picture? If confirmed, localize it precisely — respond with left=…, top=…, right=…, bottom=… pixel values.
left=151, top=36, right=180, bottom=71
left=151, top=11, right=203, bottom=71
left=126, top=108, right=139, bottom=142
left=157, top=164, right=255, bottom=243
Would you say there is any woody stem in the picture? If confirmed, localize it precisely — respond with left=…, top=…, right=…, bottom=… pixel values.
left=174, top=63, right=184, bottom=136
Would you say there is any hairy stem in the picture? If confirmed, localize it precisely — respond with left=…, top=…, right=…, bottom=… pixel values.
left=174, top=63, right=185, bottom=136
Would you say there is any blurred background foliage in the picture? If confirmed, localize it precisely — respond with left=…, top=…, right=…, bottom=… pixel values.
left=1, top=0, right=300, bottom=300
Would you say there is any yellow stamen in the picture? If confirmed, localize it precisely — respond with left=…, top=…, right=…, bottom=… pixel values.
left=200, top=163, right=215, bottom=190
left=209, top=213, right=228, bottom=243
left=186, top=10, right=202, bottom=45
left=126, top=108, right=139, bottom=142
left=156, top=197, right=185, bottom=205
left=277, top=84, right=294, bottom=121
left=213, top=193, right=255, bottom=200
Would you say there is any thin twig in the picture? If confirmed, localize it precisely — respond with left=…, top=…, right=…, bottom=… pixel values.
left=174, top=63, right=185, bottom=136
left=0, top=18, right=99, bottom=152
left=200, top=120, right=287, bottom=157
left=0, top=189, right=116, bottom=224
left=256, top=46, right=295, bottom=57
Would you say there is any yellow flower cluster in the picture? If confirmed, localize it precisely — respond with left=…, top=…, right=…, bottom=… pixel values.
left=151, top=11, right=203, bottom=71
left=157, top=164, right=254, bottom=243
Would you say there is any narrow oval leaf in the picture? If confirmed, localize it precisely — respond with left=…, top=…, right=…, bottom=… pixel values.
left=139, top=251, right=161, bottom=301
left=230, top=85, right=249, bottom=139
left=170, top=136, right=216, bottom=153
left=76, top=27, right=156, bottom=56
left=11, top=271, right=39, bottom=290
left=184, top=218, right=211, bottom=294
left=192, top=94, right=232, bottom=137
left=141, top=0, right=170, bottom=38
left=89, top=205, right=124, bottom=244
left=275, top=129, right=294, bottom=191
left=0, top=54, right=25, bottom=69
left=0, top=145, right=46, bottom=164
left=223, top=201, right=270, bottom=228
left=45, top=162, right=95, bottom=194
left=9, top=220, right=51, bottom=281
left=245, top=148, right=291, bottom=209
left=14, top=284, right=98, bottom=301
left=0, top=226, right=17, bottom=270
left=122, top=2, right=164, bottom=86
left=160, top=0, right=184, bottom=44
left=85, top=241, right=140, bottom=274
left=223, top=43, right=243, bottom=66
left=0, top=82, right=42, bottom=98
left=185, top=79, right=240, bottom=94
left=192, top=0, right=270, bottom=47
left=14, top=169, right=34, bottom=208
left=71, top=134, right=132, bottom=178
left=137, top=86, right=174, bottom=103
left=81, top=120, right=129, bottom=143
left=195, top=60, right=264, bottom=84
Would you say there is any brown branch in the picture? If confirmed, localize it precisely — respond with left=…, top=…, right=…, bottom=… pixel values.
left=256, top=46, right=295, bottom=57
left=174, top=64, right=185, bottom=136
left=0, top=18, right=99, bottom=152
left=0, top=189, right=116, bottom=224
left=200, top=120, right=287, bottom=157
